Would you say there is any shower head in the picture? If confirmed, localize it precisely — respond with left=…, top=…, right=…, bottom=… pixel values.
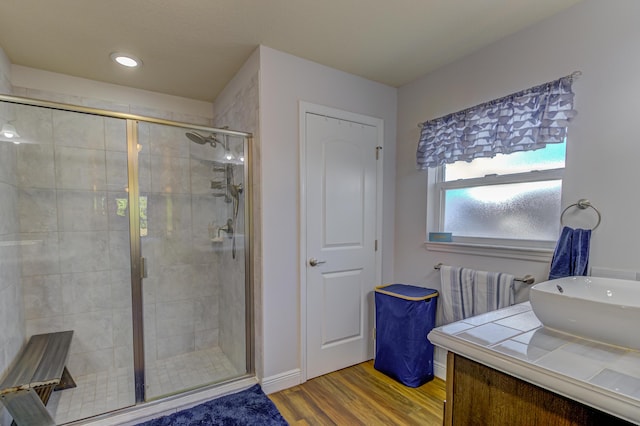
left=186, top=131, right=218, bottom=147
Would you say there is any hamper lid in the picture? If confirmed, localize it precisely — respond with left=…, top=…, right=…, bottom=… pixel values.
left=375, top=284, right=438, bottom=300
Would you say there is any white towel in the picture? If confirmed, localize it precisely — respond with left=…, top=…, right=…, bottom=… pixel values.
left=439, top=265, right=516, bottom=324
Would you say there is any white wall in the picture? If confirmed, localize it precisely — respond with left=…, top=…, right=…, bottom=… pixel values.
left=396, top=0, right=640, bottom=367
left=258, top=46, right=397, bottom=387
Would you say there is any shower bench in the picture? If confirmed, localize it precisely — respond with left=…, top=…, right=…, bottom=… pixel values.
left=0, top=331, right=76, bottom=426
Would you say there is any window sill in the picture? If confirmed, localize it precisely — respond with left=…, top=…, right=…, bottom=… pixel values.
left=424, top=241, right=553, bottom=263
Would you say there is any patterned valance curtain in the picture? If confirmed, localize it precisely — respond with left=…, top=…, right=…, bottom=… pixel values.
left=416, top=74, right=578, bottom=169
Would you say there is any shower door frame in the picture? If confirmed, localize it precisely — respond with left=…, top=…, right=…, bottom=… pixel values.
left=0, top=94, right=255, bottom=405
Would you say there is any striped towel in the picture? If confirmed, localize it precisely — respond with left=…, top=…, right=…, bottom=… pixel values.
left=439, top=265, right=516, bottom=324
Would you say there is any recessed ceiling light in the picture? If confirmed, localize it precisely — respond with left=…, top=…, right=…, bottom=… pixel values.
left=110, top=52, right=142, bottom=68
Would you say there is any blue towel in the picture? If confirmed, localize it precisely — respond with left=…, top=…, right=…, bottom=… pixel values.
left=549, top=226, right=591, bottom=280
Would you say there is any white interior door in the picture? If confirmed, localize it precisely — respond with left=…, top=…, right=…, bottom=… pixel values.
left=304, top=111, right=380, bottom=380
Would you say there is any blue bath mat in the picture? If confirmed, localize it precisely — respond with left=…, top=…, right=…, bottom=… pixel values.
left=137, top=384, right=288, bottom=426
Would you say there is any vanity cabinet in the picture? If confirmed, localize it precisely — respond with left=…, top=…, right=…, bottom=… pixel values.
left=428, top=303, right=640, bottom=424
left=444, top=352, right=634, bottom=426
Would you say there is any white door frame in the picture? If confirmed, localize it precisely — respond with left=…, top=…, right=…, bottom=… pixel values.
left=299, top=101, right=384, bottom=382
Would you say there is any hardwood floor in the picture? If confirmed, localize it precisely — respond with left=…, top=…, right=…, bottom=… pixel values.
left=269, top=361, right=446, bottom=425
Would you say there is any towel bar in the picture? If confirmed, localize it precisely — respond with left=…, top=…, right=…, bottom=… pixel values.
left=434, top=263, right=535, bottom=285
left=560, top=198, right=601, bottom=230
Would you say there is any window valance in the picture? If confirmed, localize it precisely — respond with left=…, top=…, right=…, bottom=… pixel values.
left=416, top=74, right=578, bottom=169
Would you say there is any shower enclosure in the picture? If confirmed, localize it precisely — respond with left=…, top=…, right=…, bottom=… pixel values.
left=0, top=95, right=252, bottom=424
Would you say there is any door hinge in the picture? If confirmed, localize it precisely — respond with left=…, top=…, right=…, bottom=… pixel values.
left=376, top=146, right=382, bottom=160
left=375, top=239, right=378, bottom=251
left=372, top=327, right=376, bottom=340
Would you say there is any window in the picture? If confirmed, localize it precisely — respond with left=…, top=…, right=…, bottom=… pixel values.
left=418, top=73, right=577, bottom=254
left=428, top=140, right=565, bottom=249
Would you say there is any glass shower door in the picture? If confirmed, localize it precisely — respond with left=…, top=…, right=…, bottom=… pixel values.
left=2, top=100, right=136, bottom=423
left=1, top=95, right=252, bottom=422
left=140, top=121, right=248, bottom=400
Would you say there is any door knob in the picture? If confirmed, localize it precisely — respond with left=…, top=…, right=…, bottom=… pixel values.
left=309, top=258, right=326, bottom=267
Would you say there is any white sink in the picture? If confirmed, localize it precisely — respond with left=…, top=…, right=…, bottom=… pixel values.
left=530, top=276, right=640, bottom=350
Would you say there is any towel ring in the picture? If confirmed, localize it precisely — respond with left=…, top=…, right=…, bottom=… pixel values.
left=560, top=198, right=601, bottom=230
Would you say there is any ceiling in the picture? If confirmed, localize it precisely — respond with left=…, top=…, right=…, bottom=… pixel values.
left=0, top=0, right=582, bottom=103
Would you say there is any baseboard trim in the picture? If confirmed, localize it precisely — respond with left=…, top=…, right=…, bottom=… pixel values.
left=261, top=368, right=302, bottom=394
left=434, top=360, right=446, bottom=381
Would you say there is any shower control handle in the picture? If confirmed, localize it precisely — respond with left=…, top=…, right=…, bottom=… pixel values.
left=309, top=258, right=326, bottom=267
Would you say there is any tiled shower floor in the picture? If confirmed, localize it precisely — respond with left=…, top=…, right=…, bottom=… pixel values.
left=47, top=346, right=238, bottom=424
left=145, top=346, right=239, bottom=400
left=47, top=366, right=135, bottom=424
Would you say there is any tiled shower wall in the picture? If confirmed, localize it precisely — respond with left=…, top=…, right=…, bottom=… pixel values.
left=15, top=106, right=135, bottom=376
left=212, top=71, right=259, bottom=374
left=0, top=47, right=24, bottom=426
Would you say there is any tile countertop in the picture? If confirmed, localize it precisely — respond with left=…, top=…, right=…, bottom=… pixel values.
left=427, top=302, right=640, bottom=425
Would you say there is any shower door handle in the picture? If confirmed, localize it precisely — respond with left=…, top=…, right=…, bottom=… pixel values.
left=141, top=257, right=148, bottom=279
left=309, top=258, right=326, bottom=267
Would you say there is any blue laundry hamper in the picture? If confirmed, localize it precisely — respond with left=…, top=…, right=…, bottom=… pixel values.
left=374, top=284, right=438, bottom=387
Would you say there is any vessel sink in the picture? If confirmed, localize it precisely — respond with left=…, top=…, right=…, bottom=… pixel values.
left=530, top=276, right=640, bottom=350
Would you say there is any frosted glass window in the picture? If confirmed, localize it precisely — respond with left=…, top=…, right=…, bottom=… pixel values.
left=443, top=180, right=562, bottom=240
left=431, top=137, right=566, bottom=247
